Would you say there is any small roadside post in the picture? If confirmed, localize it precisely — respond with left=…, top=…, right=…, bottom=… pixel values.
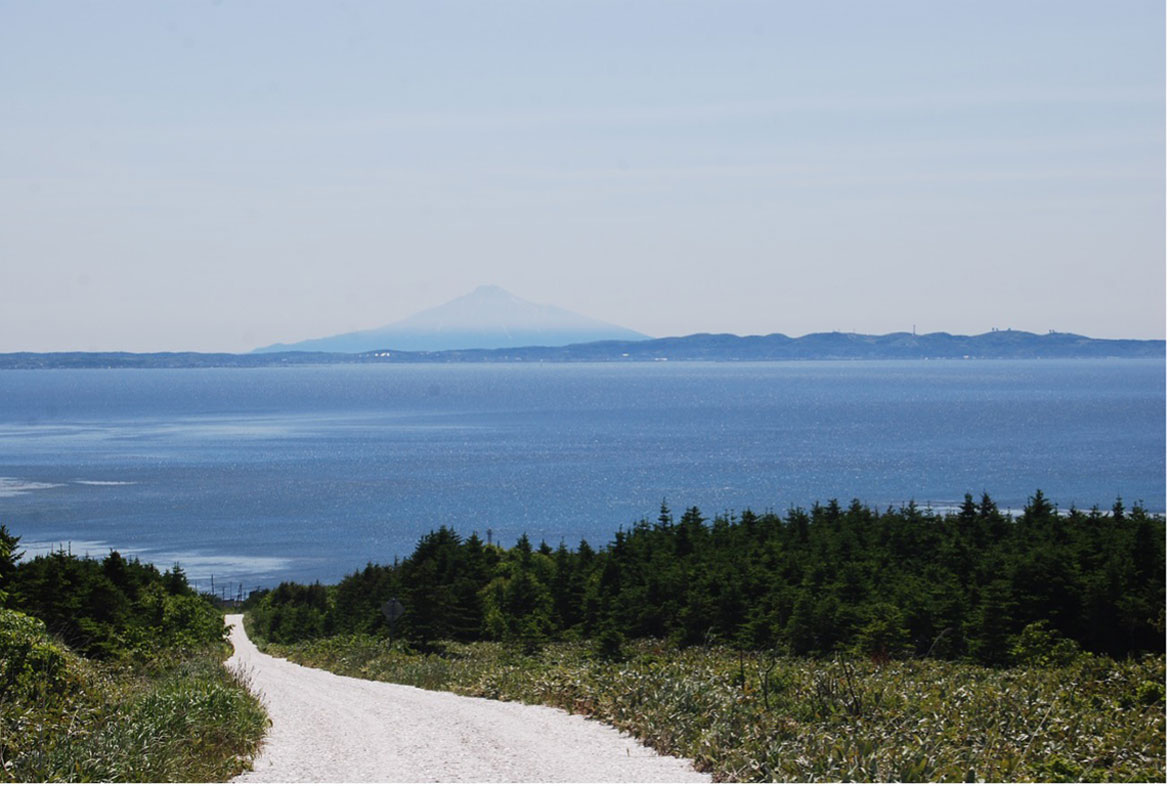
left=381, top=597, right=405, bottom=641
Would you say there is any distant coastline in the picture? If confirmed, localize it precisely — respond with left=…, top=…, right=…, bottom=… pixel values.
left=0, top=330, right=1163, bottom=369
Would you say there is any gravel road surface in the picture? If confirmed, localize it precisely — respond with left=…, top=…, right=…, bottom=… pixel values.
left=225, top=615, right=708, bottom=782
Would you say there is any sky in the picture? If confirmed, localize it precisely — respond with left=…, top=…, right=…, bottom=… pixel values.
left=1, top=0, right=1164, bottom=352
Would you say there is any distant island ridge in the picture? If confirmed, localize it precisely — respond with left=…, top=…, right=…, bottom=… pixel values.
left=1, top=329, right=1163, bottom=369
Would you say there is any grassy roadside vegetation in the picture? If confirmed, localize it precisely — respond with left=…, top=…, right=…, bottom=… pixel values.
left=259, top=630, right=1165, bottom=782
left=0, top=527, right=267, bottom=781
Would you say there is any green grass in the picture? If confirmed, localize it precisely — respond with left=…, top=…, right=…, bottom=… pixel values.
left=1, top=610, right=267, bottom=782
left=261, top=628, right=1165, bottom=782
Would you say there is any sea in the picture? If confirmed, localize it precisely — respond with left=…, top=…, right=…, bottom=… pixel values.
left=0, top=359, right=1163, bottom=592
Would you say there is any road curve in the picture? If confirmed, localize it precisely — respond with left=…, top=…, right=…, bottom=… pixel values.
left=225, top=615, right=709, bottom=782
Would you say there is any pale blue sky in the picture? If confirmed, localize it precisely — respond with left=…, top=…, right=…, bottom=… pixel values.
left=1, top=0, right=1164, bottom=351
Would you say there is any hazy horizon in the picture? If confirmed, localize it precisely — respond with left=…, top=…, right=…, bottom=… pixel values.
left=5, top=281, right=1168, bottom=355
left=2, top=1, right=1164, bottom=352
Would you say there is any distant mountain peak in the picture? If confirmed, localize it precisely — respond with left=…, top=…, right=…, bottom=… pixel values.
left=254, top=286, right=650, bottom=353
left=471, top=284, right=510, bottom=296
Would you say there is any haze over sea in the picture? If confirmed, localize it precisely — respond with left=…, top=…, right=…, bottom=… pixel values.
left=0, top=359, right=1163, bottom=590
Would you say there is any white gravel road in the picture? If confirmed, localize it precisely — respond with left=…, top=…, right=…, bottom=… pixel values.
left=224, top=615, right=709, bottom=782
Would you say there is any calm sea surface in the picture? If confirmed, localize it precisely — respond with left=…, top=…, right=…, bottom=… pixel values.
left=0, top=360, right=1163, bottom=589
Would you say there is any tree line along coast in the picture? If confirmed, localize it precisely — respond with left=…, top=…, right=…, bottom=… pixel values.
left=245, top=491, right=1164, bottom=665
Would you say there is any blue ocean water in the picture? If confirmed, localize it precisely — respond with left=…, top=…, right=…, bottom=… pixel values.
left=0, top=360, right=1163, bottom=589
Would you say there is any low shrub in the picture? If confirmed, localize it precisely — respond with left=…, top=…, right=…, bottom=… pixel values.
left=0, top=609, right=80, bottom=705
